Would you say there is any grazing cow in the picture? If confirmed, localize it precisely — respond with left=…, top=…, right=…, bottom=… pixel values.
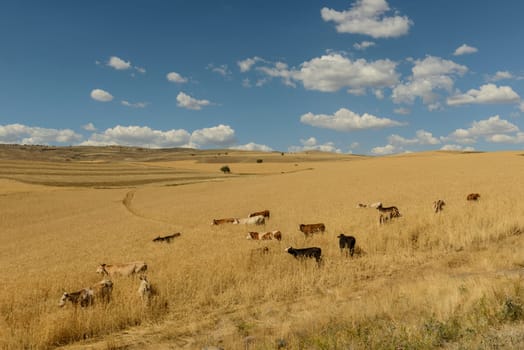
left=467, top=193, right=480, bottom=201
left=337, top=234, right=356, bottom=257
left=379, top=213, right=392, bottom=225
left=356, top=202, right=382, bottom=209
left=58, top=288, right=94, bottom=308
left=376, top=203, right=401, bottom=217
left=250, top=246, right=270, bottom=256
left=246, top=230, right=282, bottom=241
left=234, top=215, right=266, bottom=225
left=433, top=199, right=446, bottom=213
left=249, top=210, right=270, bottom=219
left=96, top=261, right=147, bottom=277
left=285, top=246, right=322, bottom=265
left=153, top=232, right=181, bottom=243
left=299, top=223, right=326, bottom=236
left=212, top=218, right=239, bottom=225
left=92, top=279, right=113, bottom=303
left=137, top=275, right=153, bottom=304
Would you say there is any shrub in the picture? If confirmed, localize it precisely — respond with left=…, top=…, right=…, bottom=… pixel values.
left=256, top=159, right=263, bottom=163
left=220, top=165, right=231, bottom=174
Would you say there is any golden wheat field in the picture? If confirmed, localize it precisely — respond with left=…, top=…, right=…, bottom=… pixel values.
left=1, top=146, right=524, bottom=349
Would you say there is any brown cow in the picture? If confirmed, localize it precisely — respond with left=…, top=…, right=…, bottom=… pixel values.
left=246, top=230, right=282, bottom=241
left=212, top=218, right=239, bottom=225
left=433, top=199, right=446, bottom=213
left=96, top=261, right=147, bottom=277
left=249, top=210, right=270, bottom=219
left=299, top=223, right=326, bottom=236
left=376, top=203, right=401, bottom=217
left=153, top=232, right=181, bottom=243
left=467, top=193, right=480, bottom=201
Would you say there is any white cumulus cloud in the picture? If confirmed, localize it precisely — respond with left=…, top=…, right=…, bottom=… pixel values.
left=230, top=142, right=273, bottom=152
left=90, top=89, right=114, bottom=102
left=300, top=108, right=405, bottom=132
left=321, top=0, right=413, bottom=38
left=388, top=130, right=440, bottom=146
left=447, top=84, right=520, bottom=106
left=81, top=125, right=191, bottom=148
left=166, top=72, right=188, bottom=83
left=392, top=56, right=468, bottom=108
left=295, top=54, right=399, bottom=92
left=176, top=92, right=211, bottom=110
left=453, top=44, right=478, bottom=56
left=254, top=54, right=399, bottom=93
left=0, top=124, right=82, bottom=145
left=288, top=137, right=342, bottom=153
left=237, top=57, right=264, bottom=72
left=190, top=124, right=236, bottom=147
left=371, top=144, right=397, bottom=155
left=107, top=56, right=131, bottom=70
left=443, top=115, right=519, bottom=144
left=440, top=144, right=475, bottom=151
left=487, top=71, right=514, bottom=82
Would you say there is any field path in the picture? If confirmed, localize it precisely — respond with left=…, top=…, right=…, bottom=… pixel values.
left=121, top=189, right=171, bottom=225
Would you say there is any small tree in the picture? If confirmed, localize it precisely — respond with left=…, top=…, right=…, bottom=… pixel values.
left=220, top=165, right=231, bottom=174
left=256, top=159, right=263, bottom=163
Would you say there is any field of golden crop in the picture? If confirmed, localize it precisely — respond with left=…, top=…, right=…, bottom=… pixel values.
left=1, top=146, right=524, bottom=349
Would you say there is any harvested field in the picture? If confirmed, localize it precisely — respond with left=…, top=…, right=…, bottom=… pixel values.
left=1, top=146, right=524, bottom=349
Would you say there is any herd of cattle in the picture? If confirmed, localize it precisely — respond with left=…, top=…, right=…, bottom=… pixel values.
left=59, top=193, right=481, bottom=308
left=59, top=261, right=152, bottom=308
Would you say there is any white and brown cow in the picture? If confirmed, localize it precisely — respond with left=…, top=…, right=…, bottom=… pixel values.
left=246, top=230, right=282, bottom=241
left=58, top=288, right=94, bottom=308
left=249, top=210, right=270, bottom=219
left=234, top=215, right=266, bottom=225
left=96, top=261, right=147, bottom=277
left=212, top=217, right=239, bottom=225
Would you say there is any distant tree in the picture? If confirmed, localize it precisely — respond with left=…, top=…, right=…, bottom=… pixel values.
left=220, top=165, right=231, bottom=174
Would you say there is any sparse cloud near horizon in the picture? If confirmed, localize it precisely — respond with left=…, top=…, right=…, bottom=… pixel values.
left=288, top=137, right=342, bottom=153
left=230, top=142, right=273, bottom=152
left=80, top=124, right=237, bottom=149
left=0, top=123, right=82, bottom=145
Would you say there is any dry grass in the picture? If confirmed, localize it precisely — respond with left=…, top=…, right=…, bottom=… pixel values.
left=1, top=147, right=524, bottom=349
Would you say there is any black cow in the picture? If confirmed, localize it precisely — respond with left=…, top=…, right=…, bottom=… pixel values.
left=285, top=246, right=322, bottom=265
left=152, top=232, right=181, bottom=243
left=337, top=234, right=356, bottom=257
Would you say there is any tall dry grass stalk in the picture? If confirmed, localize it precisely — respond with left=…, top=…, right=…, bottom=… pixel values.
left=1, top=151, right=524, bottom=349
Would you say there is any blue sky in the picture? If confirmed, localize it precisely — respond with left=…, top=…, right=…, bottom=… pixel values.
left=1, top=0, right=524, bottom=154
